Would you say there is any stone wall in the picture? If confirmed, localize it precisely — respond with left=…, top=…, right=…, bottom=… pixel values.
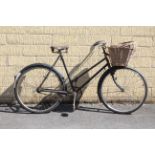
left=0, top=26, right=154, bottom=103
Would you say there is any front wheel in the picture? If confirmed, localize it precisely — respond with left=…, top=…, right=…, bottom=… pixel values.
left=98, top=66, right=148, bottom=114
left=14, top=63, right=65, bottom=113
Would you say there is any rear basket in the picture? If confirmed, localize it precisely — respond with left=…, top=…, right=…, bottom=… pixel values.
left=108, top=41, right=135, bottom=66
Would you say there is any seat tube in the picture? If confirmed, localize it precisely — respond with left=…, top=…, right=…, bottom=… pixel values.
left=59, top=52, right=75, bottom=91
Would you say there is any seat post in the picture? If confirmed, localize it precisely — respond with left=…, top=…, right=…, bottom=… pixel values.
left=59, top=52, right=75, bottom=92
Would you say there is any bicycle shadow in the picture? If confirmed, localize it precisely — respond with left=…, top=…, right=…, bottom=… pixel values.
left=0, top=75, right=111, bottom=115
left=0, top=70, right=112, bottom=115
left=0, top=101, right=113, bottom=115
left=0, top=66, right=95, bottom=114
left=0, top=84, right=19, bottom=113
left=53, top=103, right=112, bottom=114
left=0, top=103, right=28, bottom=114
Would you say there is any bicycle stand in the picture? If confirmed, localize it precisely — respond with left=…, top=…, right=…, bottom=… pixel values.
left=73, top=91, right=77, bottom=111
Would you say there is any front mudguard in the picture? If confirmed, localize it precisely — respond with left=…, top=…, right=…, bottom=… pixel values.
left=97, top=66, right=126, bottom=96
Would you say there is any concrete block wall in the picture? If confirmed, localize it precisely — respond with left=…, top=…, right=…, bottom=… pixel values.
left=0, top=26, right=154, bottom=103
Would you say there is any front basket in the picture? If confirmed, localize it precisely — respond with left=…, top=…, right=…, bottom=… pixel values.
left=108, top=41, right=135, bottom=66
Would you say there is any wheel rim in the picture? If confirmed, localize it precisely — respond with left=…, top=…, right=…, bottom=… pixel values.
left=100, top=67, right=147, bottom=113
left=16, top=66, right=63, bottom=113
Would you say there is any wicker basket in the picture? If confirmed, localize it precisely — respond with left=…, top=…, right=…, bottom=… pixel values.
left=108, top=41, right=135, bottom=66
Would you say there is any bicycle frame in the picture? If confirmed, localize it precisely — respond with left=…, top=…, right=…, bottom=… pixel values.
left=37, top=45, right=125, bottom=96
left=52, top=47, right=111, bottom=93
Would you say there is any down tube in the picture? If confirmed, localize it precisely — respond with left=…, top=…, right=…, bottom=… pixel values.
left=77, top=64, right=108, bottom=92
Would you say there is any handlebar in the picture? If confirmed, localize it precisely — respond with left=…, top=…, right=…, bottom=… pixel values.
left=92, top=40, right=106, bottom=47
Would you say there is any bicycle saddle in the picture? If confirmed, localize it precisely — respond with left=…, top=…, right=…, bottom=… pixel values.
left=51, top=46, right=69, bottom=53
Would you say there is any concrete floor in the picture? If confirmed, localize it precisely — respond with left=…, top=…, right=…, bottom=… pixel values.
left=0, top=103, right=155, bottom=129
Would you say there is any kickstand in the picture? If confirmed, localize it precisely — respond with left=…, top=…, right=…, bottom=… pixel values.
left=73, top=92, right=77, bottom=111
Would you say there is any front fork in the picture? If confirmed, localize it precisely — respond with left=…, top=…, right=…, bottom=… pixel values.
left=111, top=71, right=125, bottom=92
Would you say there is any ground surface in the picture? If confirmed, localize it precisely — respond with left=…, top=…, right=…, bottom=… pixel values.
left=0, top=103, right=155, bottom=129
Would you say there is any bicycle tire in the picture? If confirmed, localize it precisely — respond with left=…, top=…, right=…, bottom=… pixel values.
left=98, top=66, right=148, bottom=114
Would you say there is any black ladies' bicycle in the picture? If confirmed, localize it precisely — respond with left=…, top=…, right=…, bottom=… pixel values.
left=14, top=40, right=148, bottom=114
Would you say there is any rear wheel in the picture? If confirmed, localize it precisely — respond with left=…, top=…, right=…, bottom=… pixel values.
left=98, top=66, right=148, bottom=114
left=14, top=64, right=65, bottom=113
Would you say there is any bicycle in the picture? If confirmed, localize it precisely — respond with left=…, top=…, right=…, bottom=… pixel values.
left=14, top=40, right=148, bottom=114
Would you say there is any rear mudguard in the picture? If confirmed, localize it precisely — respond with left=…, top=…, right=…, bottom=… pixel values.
left=14, top=63, right=65, bottom=89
